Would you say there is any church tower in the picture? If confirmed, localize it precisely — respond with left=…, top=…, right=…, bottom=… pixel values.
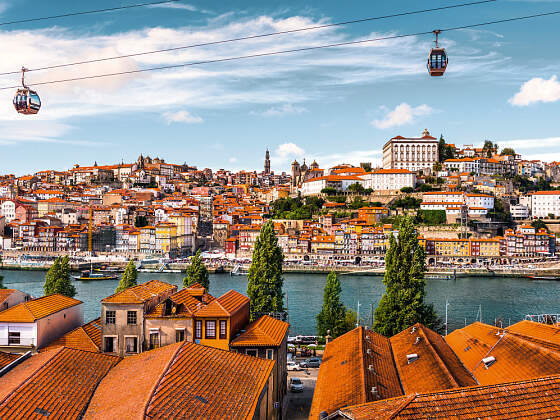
left=264, top=149, right=271, bottom=174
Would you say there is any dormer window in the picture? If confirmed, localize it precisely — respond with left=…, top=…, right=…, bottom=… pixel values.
left=482, top=356, right=496, bottom=368
left=407, top=353, right=419, bottom=364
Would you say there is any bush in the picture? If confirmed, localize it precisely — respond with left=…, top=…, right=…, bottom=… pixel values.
left=418, top=184, right=433, bottom=192
left=416, top=210, right=446, bottom=225
left=400, top=187, right=414, bottom=193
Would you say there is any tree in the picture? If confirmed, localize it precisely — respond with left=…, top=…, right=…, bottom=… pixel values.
left=433, top=162, right=443, bottom=172
left=183, top=250, right=209, bottom=290
left=116, top=260, right=138, bottom=293
left=361, top=162, right=372, bottom=172
left=400, top=187, right=414, bottom=193
left=0, top=275, right=5, bottom=289
left=44, top=257, right=61, bottom=296
left=53, top=256, right=76, bottom=298
left=531, top=219, right=549, bottom=232
left=482, top=140, right=496, bottom=158
left=321, top=187, right=337, bottom=196
left=438, top=135, right=455, bottom=162
left=344, top=309, right=358, bottom=332
left=247, top=221, right=284, bottom=321
left=347, top=183, right=365, bottom=194
left=135, top=215, right=148, bottom=227
left=419, top=184, right=432, bottom=192
left=501, top=147, right=516, bottom=156
left=316, top=272, right=348, bottom=338
left=373, top=217, right=437, bottom=336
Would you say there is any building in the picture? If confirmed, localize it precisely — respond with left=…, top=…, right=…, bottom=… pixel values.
left=0, top=294, right=83, bottom=353
left=359, top=168, right=416, bottom=191
left=85, top=341, right=276, bottom=420
left=382, top=129, right=439, bottom=172
left=0, top=289, right=31, bottom=312
left=531, top=191, right=560, bottom=218
left=230, top=315, right=290, bottom=417
left=101, top=280, right=177, bottom=356
left=264, top=148, right=271, bottom=174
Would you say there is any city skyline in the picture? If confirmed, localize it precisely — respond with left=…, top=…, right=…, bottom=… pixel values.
left=1, top=0, right=560, bottom=175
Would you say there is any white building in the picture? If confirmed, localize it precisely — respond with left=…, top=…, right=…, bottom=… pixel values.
left=465, top=193, right=495, bottom=210
left=359, top=169, right=416, bottom=191
left=531, top=191, right=560, bottom=218
left=444, top=158, right=480, bottom=175
left=0, top=200, right=16, bottom=222
left=300, top=175, right=365, bottom=196
left=511, top=204, right=530, bottom=220
left=382, top=129, right=439, bottom=172
left=0, top=294, right=83, bottom=353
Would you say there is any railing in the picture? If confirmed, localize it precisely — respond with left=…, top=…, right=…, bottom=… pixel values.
left=524, top=314, right=560, bottom=326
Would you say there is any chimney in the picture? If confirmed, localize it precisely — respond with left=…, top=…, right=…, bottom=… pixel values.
left=202, top=294, right=209, bottom=304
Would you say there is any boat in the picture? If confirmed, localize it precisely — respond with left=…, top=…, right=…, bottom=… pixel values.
left=425, top=274, right=454, bottom=280
left=527, top=275, right=560, bottom=281
left=230, top=264, right=248, bottom=276
left=73, top=270, right=117, bottom=281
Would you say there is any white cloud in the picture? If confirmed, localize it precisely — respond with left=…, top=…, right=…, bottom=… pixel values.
left=228, top=157, right=238, bottom=163
left=163, top=110, right=203, bottom=124
left=251, top=103, right=308, bottom=117
left=509, top=75, right=560, bottom=106
left=309, top=149, right=382, bottom=170
left=275, top=142, right=305, bottom=159
left=148, top=3, right=198, bottom=11
left=372, top=103, right=433, bottom=129
left=498, top=136, right=560, bottom=151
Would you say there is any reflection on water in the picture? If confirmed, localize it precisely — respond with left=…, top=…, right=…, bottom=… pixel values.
left=2, top=270, right=559, bottom=335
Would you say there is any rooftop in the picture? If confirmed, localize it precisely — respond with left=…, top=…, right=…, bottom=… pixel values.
left=0, top=294, right=82, bottom=323
left=102, top=279, right=177, bottom=304
left=230, top=315, right=289, bottom=347
left=40, top=318, right=103, bottom=353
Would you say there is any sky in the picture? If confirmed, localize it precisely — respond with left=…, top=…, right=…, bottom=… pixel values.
left=0, top=0, right=559, bottom=175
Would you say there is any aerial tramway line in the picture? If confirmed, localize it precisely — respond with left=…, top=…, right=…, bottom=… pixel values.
left=3, top=1, right=559, bottom=114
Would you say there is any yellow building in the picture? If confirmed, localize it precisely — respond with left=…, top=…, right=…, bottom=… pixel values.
left=433, top=238, right=470, bottom=257
left=155, top=222, right=178, bottom=256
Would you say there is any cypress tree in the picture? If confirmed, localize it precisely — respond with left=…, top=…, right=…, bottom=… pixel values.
left=116, top=260, right=138, bottom=293
left=183, top=250, right=209, bottom=290
left=44, top=257, right=61, bottom=295
left=0, top=275, right=5, bottom=289
left=247, top=221, right=284, bottom=321
left=53, top=255, right=76, bottom=298
left=316, top=271, right=347, bottom=338
left=373, top=216, right=437, bottom=336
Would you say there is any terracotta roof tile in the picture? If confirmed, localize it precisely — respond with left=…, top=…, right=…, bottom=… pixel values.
left=339, top=375, right=560, bottom=419
left=309, top=327, right=402, bottom=419
left=194, top=289, right=249, bottom=318
left=0, top=289, right=18, bottom=306
left=230, top=315, right=289, bottom=347
left=0, top=347, right=120, bottom=419
left=0, top=294, right=82, bottom=323
left=390, top=323, right=477, bottom=393
left=0, top=351, right=19, bottom=369
left=40, top=318, right=102, bottom=353
left=102, top=279, right=177, bottom=304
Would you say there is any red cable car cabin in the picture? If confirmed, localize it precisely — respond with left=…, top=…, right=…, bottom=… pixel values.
left=427, top=30, right=448, bottom=77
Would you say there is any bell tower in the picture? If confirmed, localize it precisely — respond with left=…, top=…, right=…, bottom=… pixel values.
left=264, top=149, right=271, bottom=174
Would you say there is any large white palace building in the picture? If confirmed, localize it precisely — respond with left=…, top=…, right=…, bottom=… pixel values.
left=382, top=129, right=439, bottom=172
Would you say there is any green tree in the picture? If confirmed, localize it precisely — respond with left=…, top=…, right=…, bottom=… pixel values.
left=321, top=187, right=337, bottom=196
left=135, top=215, right=148, bottom=227
left=373, top=217, right=437, bottom=336
left=400, top=187, right=414, bottom=193
left=347, top=183, right=365, bottom=194
left=0, top=275, right=5, bottom=289
left=183, top=250, right=209, bottom=290
left=44, top=257, right=61, bottom=296
left=361, top=163, right=372, bottom=172
left=344, top=309, right=358, bottom=332
left=116, top=260, right=138, bottom=293
left=501, top=147, right=516, bottom=156
left=419, top=184, right=433, bottom=192
left=53, top=256, right=76, bottom=298
left=316, top=272, right=348, bottom=338
left=531, top=219, right=549, bottom=232
left=433, top=162, right=443, bottom=172
left=247, top=221, right=284, bottom=321
left=482, top=140, right=496, bottom=158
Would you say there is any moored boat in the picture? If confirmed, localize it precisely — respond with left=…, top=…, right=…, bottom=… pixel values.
left=73, top=270, right=118, bottom=281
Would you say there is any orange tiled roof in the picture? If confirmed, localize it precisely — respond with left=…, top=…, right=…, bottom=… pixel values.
left=390, top=323, right=477, bottom=393
left=0, top=351, right=19, bottom=369
left=0, top=347, right=120, bottom=419
left=146, top=287, right=216, bottom=318
left=337, top=375, right=560, bottom=419
left=195, top=289, right=249, bottom=318
left=40, top=318, right=102, bottom=353
left=309, top=327, right=403, bottom=419
left=85, top=341, right=274, bottom=420
left=0, top=294, right=82, bottom=323
left=0, top=289, right=18, bottom=305
left=230, top=315, right=289, bottom=347
left=102, top=279, right=176, bottom=304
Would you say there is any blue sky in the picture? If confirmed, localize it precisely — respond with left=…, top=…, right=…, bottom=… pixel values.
left=0, top=0, right=559, bottom=175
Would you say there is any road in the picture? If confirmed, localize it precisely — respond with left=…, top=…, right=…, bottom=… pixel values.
left=285, top=368, right=318, bottom=420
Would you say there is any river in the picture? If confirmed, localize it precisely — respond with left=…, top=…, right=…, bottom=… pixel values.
left=1, top=270, right=559, bottom=335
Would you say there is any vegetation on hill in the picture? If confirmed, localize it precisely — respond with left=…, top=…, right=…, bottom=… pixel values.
left=270, top=196, right=324, bottom=219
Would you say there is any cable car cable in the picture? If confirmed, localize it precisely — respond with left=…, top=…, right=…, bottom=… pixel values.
left=0, top=0, right=185, bottom=27
left=0, top=0, right=497, bottom=76
left=1, top=8, right=559, bottom=91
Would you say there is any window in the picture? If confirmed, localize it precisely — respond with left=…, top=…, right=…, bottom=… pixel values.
left=127, top=311, right=137, bottom=325
left=246, top=349, right=258, bottom=357
left=219, top=320, right=227, bottom=339
left=195, top=320, right=202, bottom=340
left=125, top=336, right=138, bottom=353
left=266, top=349, right=274, bottom=360
left=8, top=331, right=20, bottom=345
left=205, top=321, right=216, bottom=339
left=149, top=332, right=160, bottom=349
left=105, top=310, right=116, bottom=324
left=104, top=336, right=115, bottom=352
left=176, top=329, right=185, bottom=342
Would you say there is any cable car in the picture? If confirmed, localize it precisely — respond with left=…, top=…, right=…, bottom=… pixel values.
left=427, top=30, right=448, bottom=77
left=13, top=67, right=41, bottom=115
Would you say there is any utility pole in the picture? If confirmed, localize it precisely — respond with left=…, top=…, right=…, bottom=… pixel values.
left=445, top=299, right=449, bottom=336
left=356, top=301, right=361, bottom=328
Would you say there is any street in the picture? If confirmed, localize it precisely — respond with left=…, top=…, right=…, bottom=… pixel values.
left=285, top=368, right=318, bottom=420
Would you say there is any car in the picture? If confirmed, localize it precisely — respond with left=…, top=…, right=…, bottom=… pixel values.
left=289, top=377, right=304, bottom=393
left=300, top=357, right=321, bottom=368
left=287, top=361, right=301, bottom=371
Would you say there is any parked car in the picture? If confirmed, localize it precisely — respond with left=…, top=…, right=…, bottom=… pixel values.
left=287, top=361, right=301, bottom=371
left=289, top=377, right=304, bottom=392
left=300, top=357, right=321, bottom=368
